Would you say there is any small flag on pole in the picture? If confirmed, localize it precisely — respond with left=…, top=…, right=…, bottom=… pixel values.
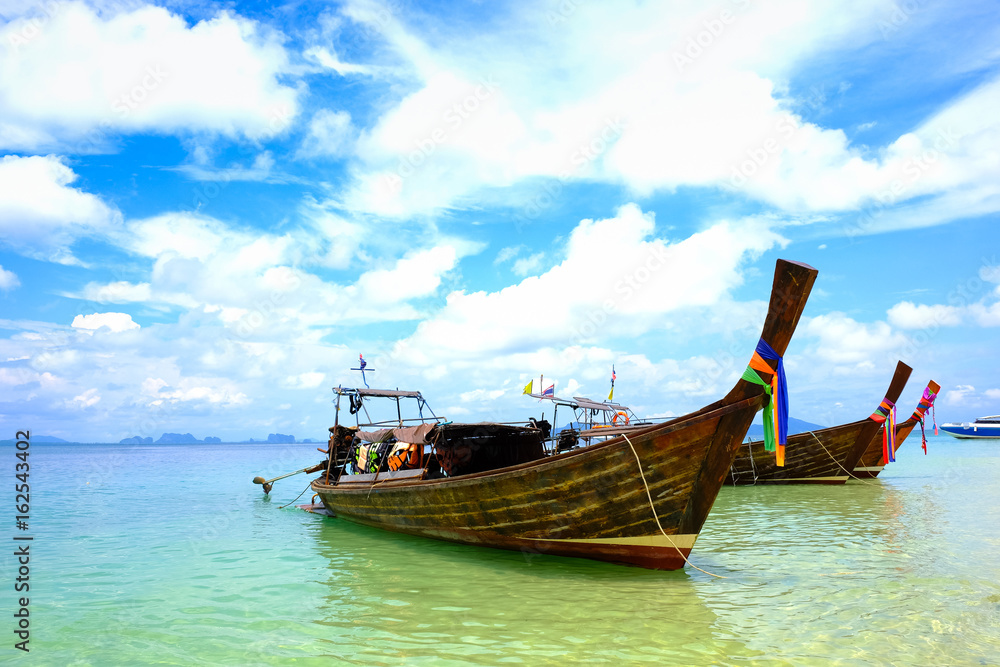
left=609, top=365, right=616, bottom=401
left=352, top=353, right=373, bottom=388
left=542, top=383, right=555, bottom=397
left=522, top=380, right=533, bottom=395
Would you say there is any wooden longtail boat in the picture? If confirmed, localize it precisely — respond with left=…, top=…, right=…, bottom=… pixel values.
left=728, top=361, right=913, bottom=485
left=308, top=259, right=817, bottom=570
left=853, top=380, right=941, bottom=478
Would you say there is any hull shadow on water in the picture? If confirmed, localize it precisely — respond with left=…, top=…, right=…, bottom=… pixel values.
left=303, top=514, right=762, bottom=665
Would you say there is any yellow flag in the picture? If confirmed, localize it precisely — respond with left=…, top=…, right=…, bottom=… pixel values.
left=608, top=387, right=614, bottom=401
left=522, top=380, right=533, bottom=395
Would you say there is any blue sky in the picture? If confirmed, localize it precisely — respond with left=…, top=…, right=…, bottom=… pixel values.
left=2, top=0, right=999, bottom=442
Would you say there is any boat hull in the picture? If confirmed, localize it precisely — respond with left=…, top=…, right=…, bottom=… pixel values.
left=729, top=420, right=869, bottom=485
left=312, top=395, right=764, bottom=569
left=940, top=424, right=1000, bottom=439
left=852, top=419, right=920, bottom=478
left=734, top=361, right=912, bottom=484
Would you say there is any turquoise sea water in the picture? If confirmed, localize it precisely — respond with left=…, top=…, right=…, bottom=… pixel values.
left=3, top=435, right=999, bottom=665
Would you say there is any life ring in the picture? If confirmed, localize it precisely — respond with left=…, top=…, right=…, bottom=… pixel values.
left=612, top=411, right=630, bottom=426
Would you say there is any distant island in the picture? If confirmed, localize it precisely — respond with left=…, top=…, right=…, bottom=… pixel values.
left=119, top=432, right=318, bottom=444
left=745, top=417, right=825, bottom=439
left=1, top=432, right=320, bottom=445
left=0, top=434, right=71, bottom=443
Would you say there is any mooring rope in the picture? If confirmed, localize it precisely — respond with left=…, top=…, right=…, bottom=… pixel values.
left=808, top=430, right=877, bottom=485
left=279, top=481, right=314, bottom=509
left=621, top=433, right=726, bottom=579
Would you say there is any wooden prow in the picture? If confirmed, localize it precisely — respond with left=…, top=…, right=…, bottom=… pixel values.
left=717, top=259, right=818, bottom=407
left=682, top=259, right=819, bottom=420
left=758, top=259, right=820, bottom=358
left=842, top=360, right=913, bottom=471
left=884, top=360, right=913, bottom=409
left=678, top=259, right=818, bottom=533
left=899, top=379, right=941, bottom=427
left=852, top=378, right=940, bottom=476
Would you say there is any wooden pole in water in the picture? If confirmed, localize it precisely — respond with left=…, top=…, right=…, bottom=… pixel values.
left=253, top=463, right=324, bottom=494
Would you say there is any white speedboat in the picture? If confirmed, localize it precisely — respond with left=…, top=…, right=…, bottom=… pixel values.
left=940, top=416, right=1000, bottom=439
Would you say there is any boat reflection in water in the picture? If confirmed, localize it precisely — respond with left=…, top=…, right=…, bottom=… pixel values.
left=307, top=515, right=731, bottom=665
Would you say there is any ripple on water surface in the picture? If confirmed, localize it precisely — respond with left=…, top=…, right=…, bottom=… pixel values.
left=16, top=438, right=1000, bottom=664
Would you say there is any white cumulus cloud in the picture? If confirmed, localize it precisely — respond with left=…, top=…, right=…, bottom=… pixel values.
left=389, top=204, right=785, bottom=366
left=72, top=387, right=101, bottom=408
left=0, top=155, right=121, bottom=264
left=71, top=312, right=140, bottom=333
left=286, top=372, right=326, bottom=389
left=943, top=384, right=978, bottom=407
left=299, top=109, right=355, bottom=158
left=0, top=265, right=19, bottom=290
left=330, top=0, right=1000, bottom=232
left=0, top=2, right=299, bottom=149
left=887, top=301, right=963, bottom=329
left=803, top=312, right=909, bottom=367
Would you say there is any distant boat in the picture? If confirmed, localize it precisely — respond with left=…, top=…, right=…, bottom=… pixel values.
left=728, top=360, right=912, bottom=485
left=853, top=380, right=940, bottom=478
left=940, top=416, right=1000, bottom=439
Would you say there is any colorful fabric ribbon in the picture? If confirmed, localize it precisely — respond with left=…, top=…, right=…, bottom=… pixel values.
left=884, top=405, right=897, bottom=463
left=870, top=397, right=897, bottom=463
left=741, top=338, right=788, bottom=466
left=870, top=397, right=895, bottom=423
left=912, top=386, right=938, bottom=455
left=911, top=386, right=937, bottom=422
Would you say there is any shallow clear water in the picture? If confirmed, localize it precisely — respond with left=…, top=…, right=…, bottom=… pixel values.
left=4, top=435, right=998, bottom=665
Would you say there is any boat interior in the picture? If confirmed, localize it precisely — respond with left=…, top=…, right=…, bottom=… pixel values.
left=324, top=386, right=652, bottom=484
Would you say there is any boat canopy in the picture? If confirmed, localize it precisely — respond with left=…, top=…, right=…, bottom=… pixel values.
left=572, top=397, right=628, bottom=413
left=525, top=393, right=578, bottom=408
left=332, top=385, right=441, bottom=432
left=525, top=393, right=628, bottom=413
left=335, top=387, right=423, bottom=399
left=356, top=423, right=436, bottom=444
